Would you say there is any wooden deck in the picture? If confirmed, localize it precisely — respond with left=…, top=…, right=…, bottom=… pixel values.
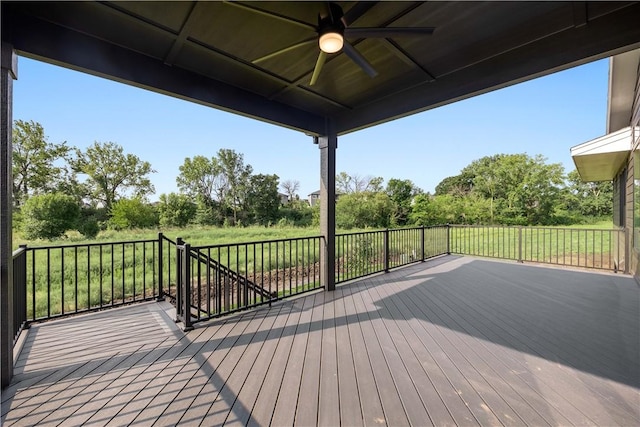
left=2, top=255, right=639, bottom=426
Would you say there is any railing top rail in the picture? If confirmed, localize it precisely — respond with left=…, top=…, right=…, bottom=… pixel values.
left=336, top=225, right=448, bottom=238
left=12, top=246, right=27, bottom=258
left=24, top=238, right=158, bottom=250
left=336, top=230, right=385, bottom=237
left=449, top=224, right=624, bottom=232
left=191, top=234, right=323, bottom=250
left=160, top=235, right=177, bottom=245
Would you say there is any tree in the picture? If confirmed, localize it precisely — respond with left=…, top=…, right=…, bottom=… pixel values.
left=108, top=198, right=159, bottom=230
left=12, top=120, right=73, bottom=207
left=72, top=142, right=155, bottom=210
left=386, top=178, right=422, bottom=226
left=247, top=174, right=280, bottom=225
left=447, top=153, right=565, bottom=225
left=157, top=193, right=197, bottom=227
left=217, top=149, right=253, bottom=224
left=565, top=170, right=613, bottom=218
left=434, top=172, right=474, bottom=196
left=336, top=192, right=393, bottom=229
left=280, top=179, right=300, bottom=203
left=336, top=172, right=384, bottom=194
left=21, top=193, right=80, bottom=240
left=176, top=149, right=253, bottom=224
left=176, top=156, right=221, bottom=208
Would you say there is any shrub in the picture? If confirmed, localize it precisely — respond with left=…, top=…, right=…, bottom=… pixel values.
left=21, top=193, right=80, bottom=240
left=158, top=193, right=197, bottom=227
left=77, top=215, right=100, bottom=238
left=108, top=198, right=158, bottom=230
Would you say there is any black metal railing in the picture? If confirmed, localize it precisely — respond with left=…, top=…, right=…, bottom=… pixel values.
left=20, top=238, right=164, bottom=322
left=175, top=236, right=323, bottom=328
left=11, top=225, right=627, bottom=334
left=449, top=225, right=627, bottom=272
left=335, top=225, right=450, bottom=284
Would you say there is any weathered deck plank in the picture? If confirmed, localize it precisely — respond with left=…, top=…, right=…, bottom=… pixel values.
left=2, top=256, right=638, bottom=426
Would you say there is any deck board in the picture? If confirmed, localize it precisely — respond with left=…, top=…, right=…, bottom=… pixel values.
left=2, top=256, right=639, bottom=426
left=340, top=282, right=385, bottom=426
left=246, top=296, right=306, bottom=427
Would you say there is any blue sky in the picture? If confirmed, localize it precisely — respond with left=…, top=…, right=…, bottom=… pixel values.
left=13, top=56, right=608, bottom=201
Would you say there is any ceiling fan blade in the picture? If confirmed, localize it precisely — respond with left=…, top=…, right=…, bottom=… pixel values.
left=342, top=41, right=378, bottom=78
left=310, top=51, right=328, bottom=86
left=341, top=2, right=376, bottom=27
left=345, top=27, right=435, bottom=38
left=222, top=1, right=316, bottom=31
left=253, top=38, right=316, bottom=64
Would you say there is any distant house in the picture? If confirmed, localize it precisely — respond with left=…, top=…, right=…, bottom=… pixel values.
left=278, top=193, right=289, bottom=205
left=308, top=190, right=341, bottom=207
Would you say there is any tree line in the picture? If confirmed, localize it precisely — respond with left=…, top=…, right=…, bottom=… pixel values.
left=12, top=120, right=611, bottom=240
left=334, top=153, right=611, bottom=228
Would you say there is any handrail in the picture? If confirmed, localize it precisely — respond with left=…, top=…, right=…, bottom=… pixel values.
left=189, top=248, right=275, bottom=299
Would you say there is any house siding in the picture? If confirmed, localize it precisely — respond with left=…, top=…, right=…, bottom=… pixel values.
left=631, top=61, right=640, bottom=278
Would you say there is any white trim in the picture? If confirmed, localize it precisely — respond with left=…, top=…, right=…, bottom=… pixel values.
left=571, top=127, right=633, bottom=181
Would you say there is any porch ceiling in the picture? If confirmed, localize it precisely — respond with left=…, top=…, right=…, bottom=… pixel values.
left=3, top=1, right=640, bottom=136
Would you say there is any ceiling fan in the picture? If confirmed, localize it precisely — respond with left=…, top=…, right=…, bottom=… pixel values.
left=242, top=2, right=436, bottom=85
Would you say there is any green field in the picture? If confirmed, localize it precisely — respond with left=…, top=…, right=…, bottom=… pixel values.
left=14, top=225, right=322, bottom=249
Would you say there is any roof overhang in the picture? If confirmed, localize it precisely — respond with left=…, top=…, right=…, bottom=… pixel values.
left=3, top=2, right=640, bottom=136
left=607, top=49, right=640, bottom=133
left=571, top=126, right=633, bottom=181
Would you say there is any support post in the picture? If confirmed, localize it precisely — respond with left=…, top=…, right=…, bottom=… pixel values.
left=384, top=229, right=390, bottom=272
left=157, top=232, right=164, bottom=301
left=1, top=43, right=17, bottom=389
left=624, top=227, right=630, bottom=274
left=446, top=224, right=451, bottom=255
left=518, top=226, right=523, bottom=263
left=181, top=243, right=193, bottom=331
left=318, top=124, right=337, bottom=291
left=175, top=237, right=183, bottom=322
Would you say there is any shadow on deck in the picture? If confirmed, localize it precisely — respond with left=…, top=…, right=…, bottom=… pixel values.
left=2, top=255, right=639, bottom=426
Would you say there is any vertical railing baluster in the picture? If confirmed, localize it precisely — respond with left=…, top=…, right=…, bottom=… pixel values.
left=121, top=244, right=125, bottom=304
left=132, top=243, right=136, bottom=302
left=47, top=248, right=51, bottom=318
left=288, top=241, right=292, bottom=295
left=269, top=242, right=273, bottom=300
left=110, top=244, right=114, bottom=306
left=61, top=249, right=65, bottom=316
left=31, top=250, right=36, bottom=321
left=216, top=246, right=221, bottom=314
left=99, top=246, right=103, bottom=307
left=143, top=242, right=147, bottom=299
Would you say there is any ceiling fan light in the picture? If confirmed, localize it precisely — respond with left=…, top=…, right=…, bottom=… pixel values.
left=319, top=32, right=343, bottom=53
